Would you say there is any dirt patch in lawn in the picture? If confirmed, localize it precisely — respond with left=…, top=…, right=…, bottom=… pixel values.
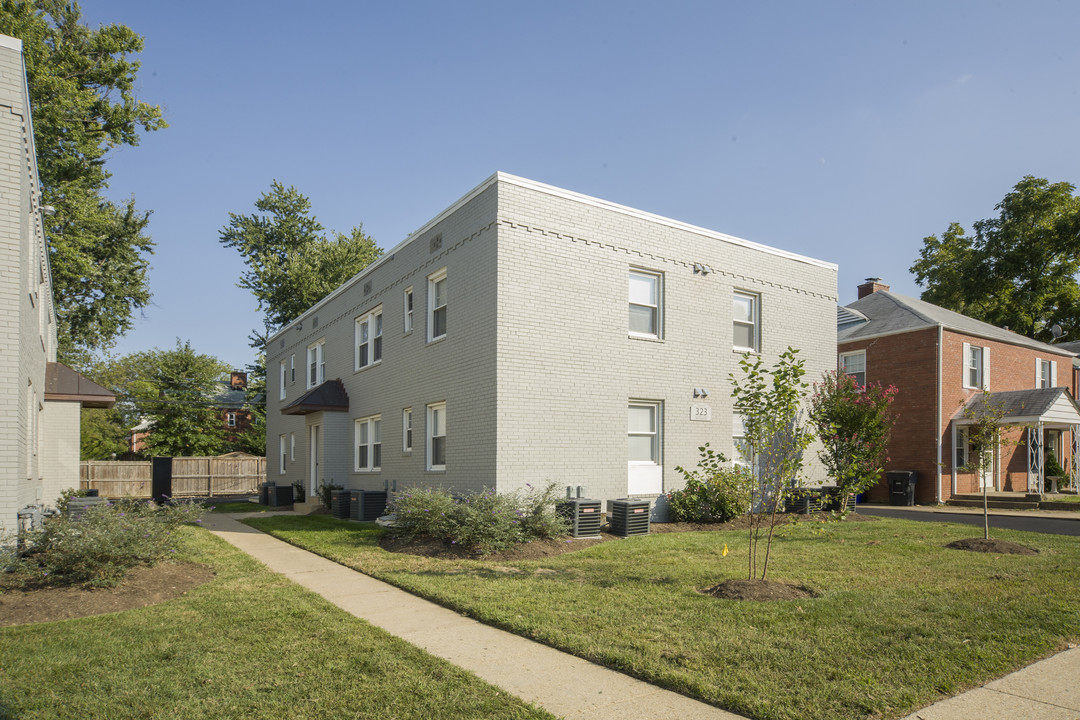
left=701, top=578, right=818, bottom=601
left=0, top=562, right=214, bottom=627
left=946, top=537, right=1039, bottom=555
left=379, top=511, right=879, bottom=561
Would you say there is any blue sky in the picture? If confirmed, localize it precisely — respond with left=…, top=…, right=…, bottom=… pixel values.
left=78, top=1, right=1080, bottom=370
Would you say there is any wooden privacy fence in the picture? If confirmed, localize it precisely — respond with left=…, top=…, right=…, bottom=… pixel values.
left=80, top=456, right=266, bottom=498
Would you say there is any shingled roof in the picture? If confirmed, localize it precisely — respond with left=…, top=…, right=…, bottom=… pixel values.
left=839, top=291, right=1075, bottom=357
left=954, top=387, right=1080, bottom=425
left=281, top=379, right=349, bottom=415
left=45, top=362, right=115, bottom=409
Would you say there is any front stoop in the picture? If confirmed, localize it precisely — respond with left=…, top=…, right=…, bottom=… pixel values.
left=291, top=499, right=325, bottom=515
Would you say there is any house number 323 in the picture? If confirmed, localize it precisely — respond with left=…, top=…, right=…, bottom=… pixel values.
left=690, top=404, right=712, bottom=421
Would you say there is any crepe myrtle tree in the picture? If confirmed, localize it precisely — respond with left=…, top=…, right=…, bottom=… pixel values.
left=809, top=371, right=898, bottom=514
left=730, top=347, right=814, bottom=581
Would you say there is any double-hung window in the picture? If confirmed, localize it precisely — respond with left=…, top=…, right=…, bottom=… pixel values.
left=402, top=408, right=413, bottom=452
left=355, top=307, right=383, bottom=370
left=427, top=402, right=446, bottom=470
left=279, top=434, right=287, bottom=474
left=733, top=292, right=760, bottom=352
left=628, top=269, right=661, bottom=338
left=404, top=287, right=414, bottom=333
left=1037, top=359, right=1057, bottom=388
left=279, top=360, right=287, bottom=400
left=839, top=351, right=866, bottom=387
left=962, top=343, right=988, bottom=389
left=307, top=340, right=325, bottom=388
left=290, top=354, right=295, bottom=384
left=428, top=269, right=447, bottom=342
left=355, top=416, right=382, bottom=472
left=227, top=412, right=237, bottom=428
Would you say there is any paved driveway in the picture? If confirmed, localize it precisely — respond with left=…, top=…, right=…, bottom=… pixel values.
left=857, top=505, right=1080, bottom=536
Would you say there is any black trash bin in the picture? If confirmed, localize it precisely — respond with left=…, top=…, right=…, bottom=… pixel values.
left=887, top=471, right=917, bottom=506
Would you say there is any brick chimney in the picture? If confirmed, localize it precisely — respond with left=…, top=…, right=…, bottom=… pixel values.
left=230, top=371, right=247, bottom=390
left=857, top=277, right=890, bottom=299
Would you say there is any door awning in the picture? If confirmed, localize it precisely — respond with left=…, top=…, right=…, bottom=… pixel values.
left=952, top=387, right=1080, bottom=427
left=281, top=379, right=350, bottom=415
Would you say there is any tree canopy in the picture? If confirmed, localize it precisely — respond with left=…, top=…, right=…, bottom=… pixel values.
left=219, top=181, right=383, bottom=349
left=0, top=0, right=167, bottom=365
left=910, top=176, right=1080, bottom=343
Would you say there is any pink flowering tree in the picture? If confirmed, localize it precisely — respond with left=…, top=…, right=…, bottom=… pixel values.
left=809, top=371, right=898, bottom=514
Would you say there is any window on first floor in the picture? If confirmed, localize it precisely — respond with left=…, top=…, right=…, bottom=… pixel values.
left=355, top=416, right=382, bottom=472
left=733, top=414, right=753, bottom=469
left=403, top=407, right=413, bottom=452
left=839, top=350, right=866, bottom=387
left=628, top=402, right=660, bottom=464
left=733, top=291, right=760, bottom=352
left=427, top=402, right=446, bottom=470
left=227, top=412, right=237, bottom=428
left=279, top=434, right=287, bottom=474
left=290, top=432, right=295, bottom=461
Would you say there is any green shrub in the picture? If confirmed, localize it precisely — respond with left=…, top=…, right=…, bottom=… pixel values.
left=5, top=498, right=207, bottom=589
left=669, top=444, right=753, bottom=522
left=317, top=481, right=344, bottom=508
left=387, top=482, right=569, bottom=555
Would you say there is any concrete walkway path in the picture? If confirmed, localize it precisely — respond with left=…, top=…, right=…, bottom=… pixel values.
left=204, top=512, right=1080, bottom=720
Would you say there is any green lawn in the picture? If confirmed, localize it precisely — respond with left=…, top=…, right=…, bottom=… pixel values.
left=245, top=514, right=1080, bottom=720
left=0, top=527, right=554, bottom=720
left=206, top=500, right=291, bottom=513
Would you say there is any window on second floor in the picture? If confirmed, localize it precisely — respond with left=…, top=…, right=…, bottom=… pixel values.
left=628, top=269, right=661, bottom=338
left=279, top=359, right=287, bottom=400
left=1038, top=358, right=1057, bottom=388
left=355, top=307, right=383, bottom=370
left=963, top=343, right=988, bottom=390
left=839, top=350, right=866, bottom=387
left=404, top=287, right=414, bottom=334
left=307, top=340, right=326, bottom=388
left=733, top=291, right=760, bottom=352
left=428, top=269, right=447, bottom=342
left=227, top=412, right=237, bottom=428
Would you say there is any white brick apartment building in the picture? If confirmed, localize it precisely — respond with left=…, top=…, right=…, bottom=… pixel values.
left=265, top=173, right=837, bottom=510
left=0, top=34, right=113, bottom=535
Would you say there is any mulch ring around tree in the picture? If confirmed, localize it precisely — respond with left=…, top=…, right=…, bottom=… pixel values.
left=0, top=562, right=215, bottom=628
left=946, top=537, right=1039, bottom=555
left=701, top=578, right=818, bottom=601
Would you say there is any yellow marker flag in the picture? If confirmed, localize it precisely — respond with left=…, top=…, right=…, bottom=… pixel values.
left=722, top=543, right=729, bottom=557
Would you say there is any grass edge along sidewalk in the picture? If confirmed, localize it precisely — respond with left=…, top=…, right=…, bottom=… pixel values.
left=244, top=514, right=1080, bottom=720
left=0, top=526, right=555, bottom=720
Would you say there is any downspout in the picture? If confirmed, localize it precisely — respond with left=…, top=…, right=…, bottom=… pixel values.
left=936, top=323, right=944, bottom=504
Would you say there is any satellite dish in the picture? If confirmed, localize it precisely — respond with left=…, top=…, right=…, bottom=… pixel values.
left=1051, top=324, right=1063, bottom=339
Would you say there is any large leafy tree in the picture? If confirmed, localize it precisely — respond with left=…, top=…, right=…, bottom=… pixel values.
left=219, top=181, right=383, bottom=349
left=0, top=0, right=166, bottom=364
left=911, top=176, right=1080, bottom=343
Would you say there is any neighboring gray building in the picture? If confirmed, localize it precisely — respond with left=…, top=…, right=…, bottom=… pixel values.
left=266, top=173, right=837, bottom=510
left=0, top=34, right=113, bottom=535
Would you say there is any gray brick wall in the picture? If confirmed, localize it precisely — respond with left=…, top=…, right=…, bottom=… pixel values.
left=265, top=173, right=837, bottom=510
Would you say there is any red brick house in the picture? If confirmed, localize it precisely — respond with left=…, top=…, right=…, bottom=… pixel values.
left=838, top=279, right=1079, bottom=504
left=128, top=371, right=253, bottom=454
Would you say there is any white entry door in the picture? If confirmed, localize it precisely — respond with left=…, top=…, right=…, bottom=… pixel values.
left=309, top=424, right=321, bottom=497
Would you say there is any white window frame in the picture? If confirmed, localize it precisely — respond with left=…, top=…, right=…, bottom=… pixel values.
left=733, top=291, right=760, bottom=353
left=290, top=354, right=295, bottom=384
left=403, top=407, right=413, bottom=452
left=227, top=412, right=237, bottom=428
left=962, top=342, right=988, bottom=390
left=427, top=402, right=446, bottom=471
left=404, top=286, right=414, bottom=334
left=839, top=350, right=866, bottom=387
left=354, top=415, right=382, bottom=472
left=279, top=359, right=287, bottom=400
left=955, top=426, right=969, bottom=469
left=279, top=434, right=287, bottom=474
left=733, top=413, right=753, bottom=470
left=355, top=306, right=383, bottom=371
left=307, top=340, right=326, bottom=389
left=1037, top=358, right=1057, bottom=389
left=628, top=268, right=662, bottom=339
left=428, top=268, right=447, bottom=343
left=290, top=432, right=295, bottom=462
left=627, top=400, right=663, bottom=494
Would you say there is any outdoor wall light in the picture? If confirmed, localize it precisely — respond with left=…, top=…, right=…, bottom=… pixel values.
left=693, top=387, right=709, bottom=398
left=693, top=263, right=713, bottom=275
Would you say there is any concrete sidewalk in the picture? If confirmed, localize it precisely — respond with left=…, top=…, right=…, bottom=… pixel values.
left=205, top=512, right=1080, bottom=720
